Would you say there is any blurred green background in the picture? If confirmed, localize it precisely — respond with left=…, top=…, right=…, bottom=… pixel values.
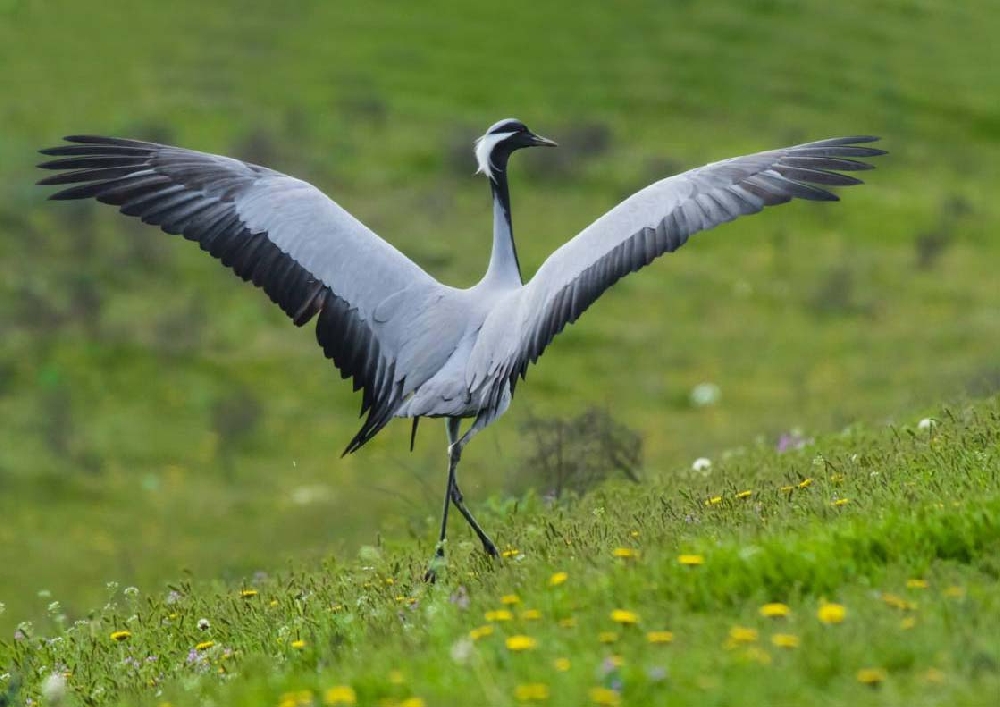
left=0, top=0, right=997, bottom=631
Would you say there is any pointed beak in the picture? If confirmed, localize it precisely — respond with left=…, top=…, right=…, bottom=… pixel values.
left=529, top=133, right=557, bottom=147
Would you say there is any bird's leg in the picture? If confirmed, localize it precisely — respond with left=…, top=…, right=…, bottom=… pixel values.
left=448, top=419, right=499, bottom=558
left=450, top=482, right=499, bottom=557
left=424, top=418, right=463, bottom=583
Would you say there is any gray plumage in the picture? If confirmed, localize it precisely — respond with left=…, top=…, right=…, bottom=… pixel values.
left=38, top=121, right=884, bottom=574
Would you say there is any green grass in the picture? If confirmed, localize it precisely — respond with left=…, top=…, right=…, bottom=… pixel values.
left=3, top=397, right=999, bottom=706
left=1, top=0, right=1000, bottom=696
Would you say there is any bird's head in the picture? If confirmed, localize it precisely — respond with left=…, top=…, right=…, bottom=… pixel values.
left=475, top=118, right=556, bottom=181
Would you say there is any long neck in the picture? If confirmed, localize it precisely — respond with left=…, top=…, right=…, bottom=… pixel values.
left=482, top=161, right=522, bottom=287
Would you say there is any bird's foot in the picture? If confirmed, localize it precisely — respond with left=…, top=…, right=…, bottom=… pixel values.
left=424, top=545, right=446, bottom=583
left=482, top=537, right=499, bottom=558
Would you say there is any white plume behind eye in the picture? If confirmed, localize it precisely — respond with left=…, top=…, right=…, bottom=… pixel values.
left=475, top=132, right=515, bottom=180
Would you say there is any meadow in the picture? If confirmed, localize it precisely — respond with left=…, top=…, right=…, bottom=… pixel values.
left=1, top=0, right=999, bottom=703
left=3, top=398, right=999, bottom=705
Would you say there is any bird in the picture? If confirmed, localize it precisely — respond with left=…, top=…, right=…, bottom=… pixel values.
left=38, top=119, right=884, bottom=579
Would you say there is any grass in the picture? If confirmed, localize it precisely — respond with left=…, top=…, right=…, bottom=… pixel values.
left=3, top=396, right=999, bottom=706
left=1, top=0, right=1000, bottom=700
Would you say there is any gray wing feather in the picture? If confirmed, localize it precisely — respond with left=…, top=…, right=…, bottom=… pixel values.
left=38, top=136, right=442, bottom=453
left=476, top=136, right=885, bottom=384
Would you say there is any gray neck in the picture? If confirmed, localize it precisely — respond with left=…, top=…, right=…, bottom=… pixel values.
left=481, top=167, right=522, bottom=287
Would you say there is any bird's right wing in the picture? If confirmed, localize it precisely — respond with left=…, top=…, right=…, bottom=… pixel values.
left=38, top=135, right=447, bottom=453
left=476, top=136, right=885, bottom=386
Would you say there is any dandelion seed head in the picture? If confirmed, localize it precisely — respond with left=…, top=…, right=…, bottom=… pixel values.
left=691, top=457, right=712, bottom=473
left=40, top=673, right=67, bottom=703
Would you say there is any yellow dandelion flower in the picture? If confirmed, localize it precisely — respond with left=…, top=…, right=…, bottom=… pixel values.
left=832, top=498, right=850, bottom=506
left=505, top=635, right=537, bottom=651
left=705, top=496, right=723, bottom=506
left=856, top=668, right=886, bottom=685
left=384, top=578, right=395, bottom=586
left=399, top=698, right=426, bottom=707
left=900, top=616, right=917, bottom=630
left=678, top=554, right=704, bottom=565
left=729, top=627, right=758, bottom=643
left=943, top=586, right=965, bottom=598
left=798, top=478, right=813, bottom=488
left=109, top=630, right=131, bottom=641
left=521, top=609, right=542, bottom=621
left=741, top=646, right=772, bottom=665
left=606, top=655, right=625, bottom=668
left=646, top=630, right=673, bottom=644
left=485, top=609, right=513, bottom=622
left=558, top=617, right=577, bottom=629
left=323, top=686, right=357, bottom=706
left=588, top=687, right=621, bottom=706
left=269, top=599, right=279, bottom=608
left=629, top=530, right=640, bottom=538
left=771, top=633, right=799, bottom=649
left=923, top=668, right=945, bottom=683
left=290, top=639, right=306, bottom=649
left=610, top=609, right=639, bottom=625
left=501, top=594, right=522, bottom=605
left=736, top=490, right=752, bottom=499
left=548, top=571, right=568, bottom=587
left=501, top=548, right=521, bottom=558
left=598, top=631, right=618, bottom=644
left=239, top=588, right=258, bottom=598
left=779, top=485, right=795, bottom=493
left=829, top=473, right=845, bottom=483
left=514, top=683, right=550, bottom=702
left=554, top=657, right=571, bottom=672
left=881, top=593, right=916, bottom=611
left=195, top=640, right=215, bottom=651
left=469, top=625, right=494, bottom=641
left=612, top=547, right=638, bottom=559
left=817, top=602, right=846, bottom=624
left=280, top=690, right=313, bottom=707
left=906, top=579, right=929, bottom=590
left=759, top=603, right=791, bottom=618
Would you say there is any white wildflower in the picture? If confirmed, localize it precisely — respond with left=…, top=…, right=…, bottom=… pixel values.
left=197, top=618, right=211, bottom=631
left=692, top=457, right=712, bottom=473
left=917, top=418, right=936, bottom=431
left=690, top=382, right=721, bottom=407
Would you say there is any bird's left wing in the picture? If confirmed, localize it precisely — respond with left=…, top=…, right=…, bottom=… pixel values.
left=38, top=135, right=446, bottom=453
left=474, top=136, right=884, bottom=387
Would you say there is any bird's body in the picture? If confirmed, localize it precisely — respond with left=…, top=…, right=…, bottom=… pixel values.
left=38, top=118, right=884, bottom=576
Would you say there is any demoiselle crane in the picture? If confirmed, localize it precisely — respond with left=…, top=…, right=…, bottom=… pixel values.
left=38, top=119, right=884, bottom=579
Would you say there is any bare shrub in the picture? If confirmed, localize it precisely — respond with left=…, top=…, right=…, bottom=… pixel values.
left=914, top=195, right=971, bottom=270
left=513, top=406, right=642, bottom=499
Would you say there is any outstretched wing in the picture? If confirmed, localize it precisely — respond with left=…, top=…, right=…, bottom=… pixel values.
left=38, top=135, right=443, bottom=453
left=479, top=136, right=885, bottom=385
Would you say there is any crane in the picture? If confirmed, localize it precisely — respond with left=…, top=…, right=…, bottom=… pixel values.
left=38, top=118, right=884, bottom=579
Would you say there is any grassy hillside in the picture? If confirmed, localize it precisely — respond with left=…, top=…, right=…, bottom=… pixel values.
left=3, top=396, right=999, bottom=706
left=1, top=0, right=999, bottom=637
